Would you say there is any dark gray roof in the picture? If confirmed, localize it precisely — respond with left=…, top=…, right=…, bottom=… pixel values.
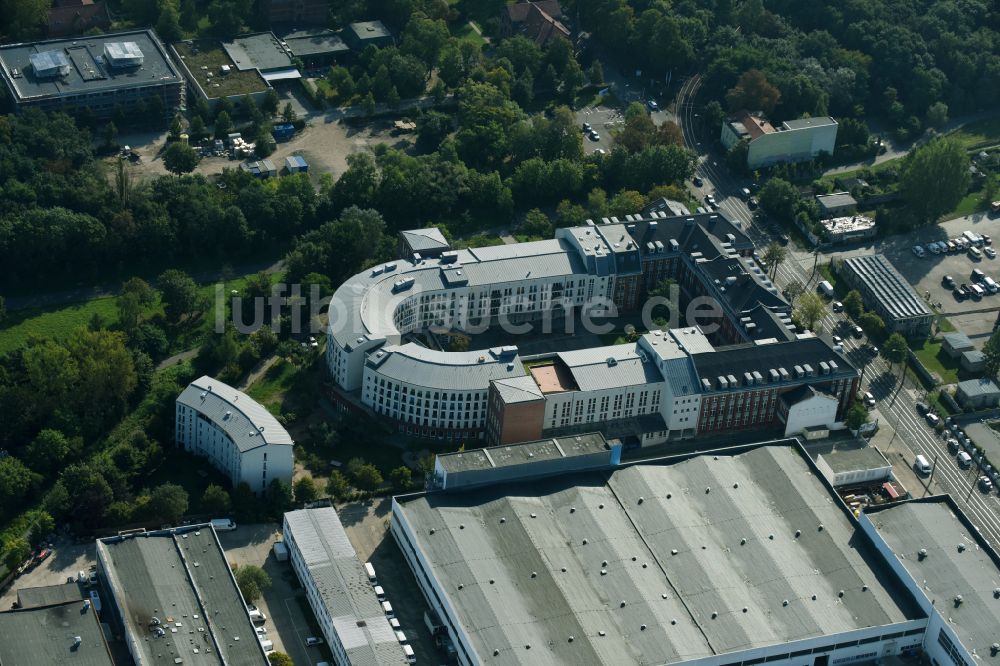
left=284, top=509, right=408, bottom=666
left=816, top=192, right=857, bottom=211
left=692, top=336, right=855, bottom=392
left=961, top=423, right=1000, bottom=469
left=492, top=375, right=544, bottom=404
left=176, top=375, right=293, bottom=452
left=557, top=344, right=664, bottom=392
left=283, top=29, right=349, bottom=57
left=867, top=498, right=1000, bottom=657
left=367, top=343, right=524, bottom=391
left=782, top=117, right=837, bottom=130
left=222, top=32, right=292, bottom=72
left=400, top=227, right=449, bottom=253
left=957, top=377, right=1000, bottom=398
left=16, top=582, right=83, bottom=609
left=628, top=212, right=753, bottom=255
left=395, top=445, right=919, bottom=665
left=347, top=21, right=391, bottom=41
left=0, top=601, right=113, bottom=666
left=942, top=332, right=973, bottom=349
left=437, top=432, right=609, bottom=473
left=97, top=526, right=268, bottom=666
left=0, top=29, right=180, bottom=101
left=842, top=254, right=931, bottom=322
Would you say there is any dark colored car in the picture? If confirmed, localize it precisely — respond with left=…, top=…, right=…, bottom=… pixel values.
left=942, top=274, right=954, bottom=287
left=778, top=233, right=790, bottom=245
left=916, top=402, right=930, bottom=416
left=693, top=176, right=704, bottom=187
left=747, top=197, right=759, bottom=210
left=972, top=268, right=985, bottom=282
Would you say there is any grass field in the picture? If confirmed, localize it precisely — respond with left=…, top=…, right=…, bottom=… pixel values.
left=0, top=297, right=120, bottom=355
left=246, top=357, right=320, bottom=418
left=947, top=117, right=1000, bottom=150
left=910, top=338, right=960, bottom=384
left=452, top=21, right=487, bottom=47
left=172, top=40, right=268, bottom=98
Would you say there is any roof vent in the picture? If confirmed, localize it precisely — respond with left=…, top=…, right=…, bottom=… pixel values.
left=607, top=357, right=618, bottom=367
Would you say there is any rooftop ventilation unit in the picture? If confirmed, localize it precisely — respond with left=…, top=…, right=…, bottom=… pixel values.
left=647, top=242, right=656, bottom=252
left=752, top=371, right=763, bottom=384
left=669, top=239, right=680, bottom=251
left=794, top=365, right=804, bottom=378
left=727, top=374, right=737, bottom=387
left=392, top=277, right=415, bottom=292
left=717, top=376, right=729, bottom=389
left=769, top=368, right=780, bottom=382
left=607, top=357, right=618, bottom=367
left=701, top=378, right=712, bottom=390
left=803, top=364, right=814, bottom=377
left=601, top=217, right=611, bottom=224
left=744, top=372, right=754, bottom=386
left=440, top=251, right=458, bottom=264
left=29, top=50, right=71, bottom=78
left=819, top=361, right=830, bottom=375
left=104, top=41, right=144, bottom=68
left=778, top=367, right=790, bottom=381
left=828, top=360, right=839, bottom=372
left=654, top=241, right=664, bottom=253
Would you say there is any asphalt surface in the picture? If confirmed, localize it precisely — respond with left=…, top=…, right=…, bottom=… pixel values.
left=674, top=75, right=1000, bottom=548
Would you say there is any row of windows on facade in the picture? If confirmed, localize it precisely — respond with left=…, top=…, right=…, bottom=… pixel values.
left=368, top=378, right=483, bottom=402
left=399, top=423, right=482, bottom=439
left=375, top=404, right=481, bottom=430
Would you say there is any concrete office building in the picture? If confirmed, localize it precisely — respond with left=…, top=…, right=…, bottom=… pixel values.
left=0, top=29, right=183, bottom=121
left=0, top=598, right=114, bottom=665
left=840, top=254, right=933, bottom=338
left=328, top=212, right=857, bottom=446
left=96, top=525, right=269, bottom=666
left=392, top=442, right=932, bottom=666
left=283, top=508, right=409, bottom=665
left=721, top=111, right=838, bottom=169
left=175, top=375, right=293, bottom=495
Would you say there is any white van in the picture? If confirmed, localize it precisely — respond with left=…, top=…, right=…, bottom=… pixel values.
left=373, top=585, right=386, bottom=601
left=259, top=639, right=274, bottom=653
left=957, top=451, right=973, bottom=468
left=364, top=562, right=377, bottom=585
left=211, top=518, right=237, bottom=532
left=964, top=230, right=983, bottom=246
left=817, top=280, right=835, bottom=298
left=395, top=630, right=408, bottom=644
left=913, top=455, right=932, bottom=476
left=985, top=276, right=999, bottom=293
left=382, top=601, right=394, bottom=619
left=969, top=246, right=983, bottom=260
left=248, top=609, right=266, bottom=624
left=402, top=644, right=416, bottom=664
left=970, top=283, right=986, bottom=299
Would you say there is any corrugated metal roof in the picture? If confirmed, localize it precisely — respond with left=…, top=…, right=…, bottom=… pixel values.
left=557, top=345, right=663, bottom=392
left=956, top=377, right=1000, bottom=398
left=394, top=445, right=919, bottom=665
left=400, top=227, right=449, bottom=252
left=843, top=254, right=931, bottom=322
left=176, top=375, right=293, bottom=452
left=285, top=509, right=408, bottom=666
left=492, top=375, right=544, bottom=404
left=369, top=343, right=524, bottom=391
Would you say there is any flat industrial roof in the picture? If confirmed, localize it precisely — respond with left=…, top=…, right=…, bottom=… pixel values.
left=395, top=445, right=920, bottom=665
left=97, top=526, right=268, bottom=665
left=867, top=498, right=1000, bottom=658
left=0, top=29, right=180, bottom=101
left=818, top=445, right=890, bottom=474
left=16, top=582, right=84, bottom=609
left=782, top=116, right=837, bottom=130
left=842, top=254, right=931, bottom=322
left=437, top=432, right=609, bottom=473
left=222, top=32, right=292, bottom=72
left=284, top=509, right=408, bottom=665
left=0, top=600, right=113, bottom=666
left=283, top=29, right=349, bottom=57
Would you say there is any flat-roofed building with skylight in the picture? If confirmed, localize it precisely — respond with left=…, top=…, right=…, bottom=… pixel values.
left=840, top=254, right=933, bottom=338
left=0, top=29, right=183, bottom=121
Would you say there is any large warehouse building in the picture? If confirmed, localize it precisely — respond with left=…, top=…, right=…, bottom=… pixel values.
left=0, top=29, right=183, bottom=121
left=840, top=254, right=933, bottom=338
left=175, top=375, right=294, bottom=495
left=392, top=440, right=1000, bottom=666
left=96, top=525, right=269, bottom=666
left=327, top=212, right=858, bottom=447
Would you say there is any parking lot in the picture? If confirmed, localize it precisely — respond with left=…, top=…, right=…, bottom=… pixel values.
left=576, top=106, right=620, bottom=155
left=338, top=499, right=440, bottom=664
left=829, top=214, right=1000, bottom=346
left=216, top=523, right=329, bottom=666
left=0, top=540, right=95, bottom=610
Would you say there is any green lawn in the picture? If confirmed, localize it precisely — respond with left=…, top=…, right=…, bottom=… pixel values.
left=143, top=449, right=234, bottom=513
left=452, top=21, right=487, bottom=47
left=910, top=338, right=960, bottom=384
left=246, top=357, right=320, bottom=418
left=0, top=297, right=120, bottom=355
left=947, top=116, right=1000, bottom=150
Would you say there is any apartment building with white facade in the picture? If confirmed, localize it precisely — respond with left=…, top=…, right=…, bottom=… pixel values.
left=327, top=212, right=858, bottom=446
left=175, top=375, right=293, bottom=495
left=283, top=507, right=409, bottom=666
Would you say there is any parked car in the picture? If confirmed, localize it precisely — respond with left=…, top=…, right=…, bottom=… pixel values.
left=969, top=246, right=983, bottom=260
left=832, top=335, right=843, bottom=345
left=693, top=176, right=704, bottom=187
left=987, top=247, right=997, bottom=259
left=947, top=438, right=960, bottom=454
left=748, top=196, right=759, bottom=209
left=306, top=637, right=324, bottom=647
left=912, top=245, right=925, bottom=257
left=863, top=391, right=876, bottom=408
left=926, top=413, right=940, bottom=426
left=647, top=99, right=659, bottom=111
left=971, top=268, right=985, bottom=282
left=588, top=130, right=600, bottom=141
left=915, top=402, right=930, bottom=415
left=942, top=275, right=954, bottom=287
left=832, top=301, right=844, bottom=312
left=852, top=325, right=864, bottom=339
left=979, top=475, right=994, bottom=492
left=581, top=122, right=592, bottom=133
left=928, top=241, right=942, bottom=254
left=984, top=234, right=993, bottom=245
left=705, top=194, right=717, bottom=206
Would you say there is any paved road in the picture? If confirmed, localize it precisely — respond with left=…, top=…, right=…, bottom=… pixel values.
left=675, top=75, right=1000, bottom=547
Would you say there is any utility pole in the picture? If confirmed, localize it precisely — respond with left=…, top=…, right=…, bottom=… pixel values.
left=926, top=453, right=939, bottom=496
left=966, top=461, right=979, bottom=502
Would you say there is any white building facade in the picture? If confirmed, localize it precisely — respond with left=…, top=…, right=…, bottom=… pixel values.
left=175, top=375, right=293, bottom=495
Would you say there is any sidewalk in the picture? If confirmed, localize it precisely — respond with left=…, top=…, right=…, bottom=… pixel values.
left=866, top=416, right=941, bottom=498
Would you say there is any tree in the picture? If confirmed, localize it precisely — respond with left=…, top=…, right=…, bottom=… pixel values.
left=843, top=290, right=864, bottom=320
left=157, top=269, right=200, bottom=324
left=984, top=328, right=1000, bottom=378
left=163, top=141, right=199, bottom=175
left=521, top=209, right=553, bottom=237
left=266, top=478, right=293, bottom=514
left=189, top=115, right=207, bottom=140
left=25, top=429, right=80, bottom=474
left=61, top=464, right=113, bottom=527
left=103, top=121, right=119, bottom=150
left=725, top=69, right=781, bottom=113
left=846, top=403, right=869, bottom=431
left=390, top=466, right=412, bottom=491
left=795, top=292, right=826, bottom=331
left=262, top=89, right=280, bottom=117
left=214, top=110, right=233, bottom=140
left=156, top=2, right=184, bottom=42
left=783, top=280, right=805, bottom=305
left=234, top=564, right=271, bottom=603
left=352, top=464, right=383, bottom=491
left=281, top=102, right=296, bottom=124
left=293, top=475, right=321, bottom=503
left=858, top=311, right=885, bottom=340
left=28, top=511, right=56, bottom=546
left=268, top=653, right=294, bottom=666
left=327, top=471, right=349, bottom=499
left=201, top=484, right=232, bottom=515
left=0, top=456, right=39, bottom=511
left=899, top=138, right=970, bottom=224
left=608, top=190, right=646, bottom=218
left=180, top=0, right=198, bottom=31
left=362, top=92, right=376, bottom=117
left=149, top=483, right=189, bottom=525
left=0, top=295, right=5, bottom=324
left=881, top=332, right=909, bottom=378
left=925, top=102, right=949, bottom=129
left=3, top=537, right=30, bottom=571
left=758, top=178, right=800, bottom=223
left=762, top=241, right=786, bottom=278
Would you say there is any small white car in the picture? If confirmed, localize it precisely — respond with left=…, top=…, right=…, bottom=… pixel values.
left=306, top=637, right=324, bottom=647
left=986, top=247, right=997, bottom=259
left=863, top=392, right=876, bottom=408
